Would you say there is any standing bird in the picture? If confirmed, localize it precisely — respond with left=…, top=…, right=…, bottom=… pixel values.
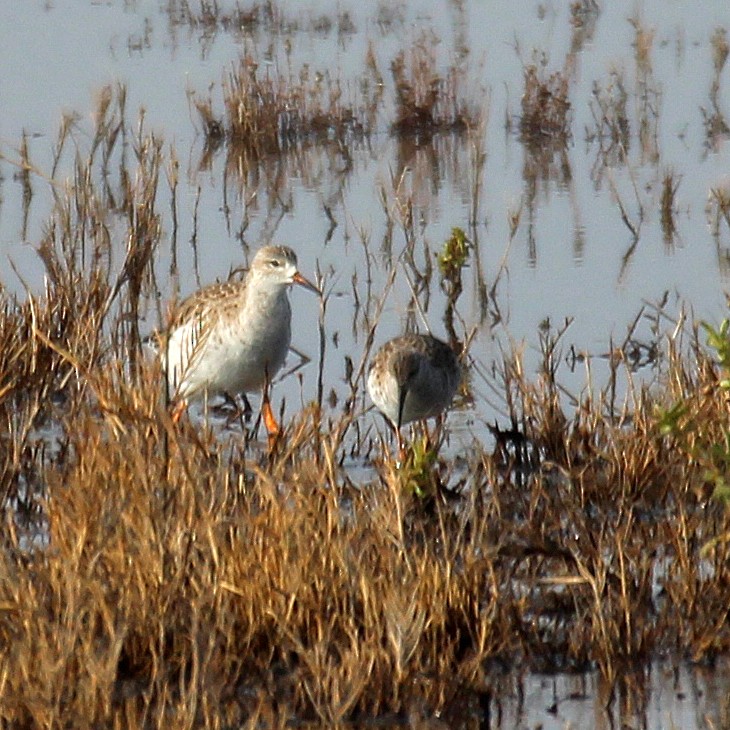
left=162, top=245, right=319, bottom=442
left=367, top=333, right=461, bottom=456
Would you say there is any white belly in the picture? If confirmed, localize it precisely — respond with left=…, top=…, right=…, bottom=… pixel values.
left=166, top=293, right=291, bottom=401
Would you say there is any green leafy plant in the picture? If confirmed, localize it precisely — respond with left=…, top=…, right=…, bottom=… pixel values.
left=658, top=320, right=730, bottom=504
left=437, top=227, right=470, bottom=282
left=398, top=433, right=439, bottom=499
left=702, top=319, right=730, bottom=388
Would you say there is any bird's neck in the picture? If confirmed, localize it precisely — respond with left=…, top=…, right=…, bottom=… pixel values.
left=244, top=278, right=290, bottom=318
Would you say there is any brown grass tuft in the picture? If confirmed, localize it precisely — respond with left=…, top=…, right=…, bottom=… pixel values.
left=519, top=64, right=572, bottom=146
left=197, top=55, right=370, bottom=157
left=391, top=32, right=476, bottom=140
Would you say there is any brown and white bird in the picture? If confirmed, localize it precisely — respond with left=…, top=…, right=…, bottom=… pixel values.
left=162, top=245, right=319, bottom=441
left=367, top=333, right=460, bottom=454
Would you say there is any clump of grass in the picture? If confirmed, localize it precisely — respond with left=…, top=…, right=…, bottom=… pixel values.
left=194, top=52, right=377, bottom=199
left=391, top=32, right=476, bottom=140
left=196, top=55, right=371, bottom=159
left=709, top=184, right=730, bottom=235
left=489, top=314, right=730, bottom=680
left=519, top=64, right=572, bottom=146
left=518, top=61, right=572, bottom=187
left=660, top=169, right=680, bottom=248
left=658, top=318, right=730, bottom=503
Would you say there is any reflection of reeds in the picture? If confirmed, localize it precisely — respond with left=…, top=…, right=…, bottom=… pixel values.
left=588, top=70, right=630, bottom=171
left=660, top=170, right=680, bottom=249
left=166, top=0, right=275, bottom=43
left=18, top=131, right=33, bottom=241
left=165, top=0, right=359, bottom=47
left=629, top=16, right=660, bottom=165
left=702, top=28, right=730, bottom=152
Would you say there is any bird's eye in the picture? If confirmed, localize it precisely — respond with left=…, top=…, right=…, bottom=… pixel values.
left=269, top=259, right=281, bottom=267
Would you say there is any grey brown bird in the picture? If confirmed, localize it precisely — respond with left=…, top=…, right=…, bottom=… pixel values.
left=162, top=245, right=319, bottom=441
left=367, top=333, right=460, bottom=455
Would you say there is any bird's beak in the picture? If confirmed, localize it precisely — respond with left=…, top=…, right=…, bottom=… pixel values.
left=397, top=386, right=408, bottom=430
left=293, top=271, right=321, bottom=295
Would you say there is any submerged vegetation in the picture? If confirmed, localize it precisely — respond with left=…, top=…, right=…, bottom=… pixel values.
left=2, top=1, right=730, bottom=728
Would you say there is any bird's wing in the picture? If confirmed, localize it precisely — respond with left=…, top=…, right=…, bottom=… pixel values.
left=168, top=280, right=240, bottom=330
left=163, top=280, right=243, bottom=370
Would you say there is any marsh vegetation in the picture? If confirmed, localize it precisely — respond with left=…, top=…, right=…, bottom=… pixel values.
left=1, top=1, right=730, bottom=728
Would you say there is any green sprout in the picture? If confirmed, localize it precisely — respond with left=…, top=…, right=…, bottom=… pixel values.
left=437, top=227, right=470, bottom=283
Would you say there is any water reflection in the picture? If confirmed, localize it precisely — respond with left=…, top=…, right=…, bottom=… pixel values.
left=502, top=661, right=730, bottom=730
left=702, top=30, right=730, bottom=154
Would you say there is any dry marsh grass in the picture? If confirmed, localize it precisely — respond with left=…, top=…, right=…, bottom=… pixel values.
left=391, top=32, right=477, bottom=140
left=518, top=61, right=573, bottom=191
left=2, top=60, right=730, bottom=730
left=194, top=55, right=373, bottom=159
left=193, top=53, right=377, bottom=206
left=2, top=157, right=730, bottom=726
left=193, top=32, right=478, bottom=197
left=519, top=64, right=572, bottom=147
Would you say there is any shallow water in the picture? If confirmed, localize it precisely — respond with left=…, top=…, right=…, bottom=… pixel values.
left=501, top=660, right=730, bottom=730
left=2, top=1, right=730, bottom=725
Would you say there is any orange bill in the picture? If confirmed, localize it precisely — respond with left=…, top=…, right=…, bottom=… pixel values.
left=292, top=271, right=321, bottom=295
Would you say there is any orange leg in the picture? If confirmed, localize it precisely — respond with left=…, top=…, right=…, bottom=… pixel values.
left=261, top=392, right=280, bottom=435
left=261, top=371, right=281, bottom=449
left=171, top=399, right=187, bottom=425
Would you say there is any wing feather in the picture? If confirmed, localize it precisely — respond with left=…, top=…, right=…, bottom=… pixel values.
left=161, top=280, right=245, bottom=398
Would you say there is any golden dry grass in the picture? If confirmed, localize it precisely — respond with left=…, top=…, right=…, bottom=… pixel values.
left=1, top=62, right=730, bottom=730
left=2, top=198, right=730, bottom=726
left=194, top=54, right=372, bottom=159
